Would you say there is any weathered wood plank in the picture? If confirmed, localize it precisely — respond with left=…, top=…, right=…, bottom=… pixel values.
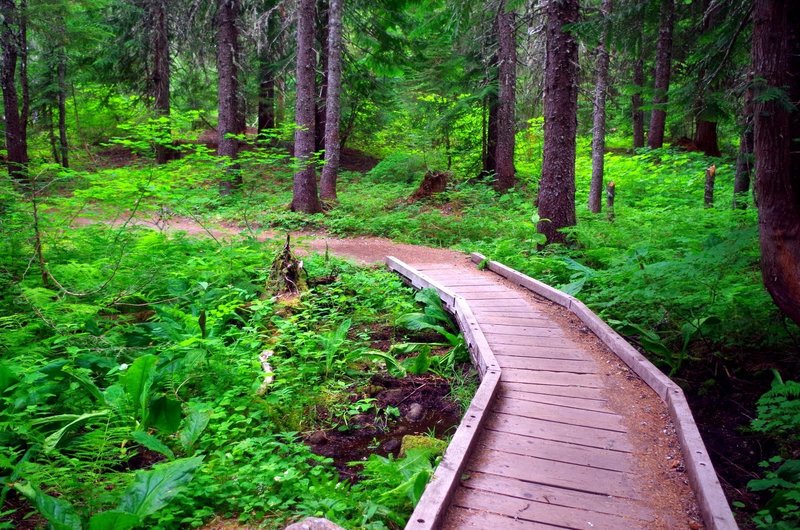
left=486, top=413, right=633, bottom=452
left=458, top=471, right=654, bottom=522
left=500, top=381, right=607, bottom=401
left=459, top=292, right=525, bottom=301
left=477, top=314, right=560, bottom=328
left=494, top=354, right=598, bottom=373
left=469, top=299, right=533, bottom=310
left=442, top=506, right=563, bottom=530
left=452, top=487, right=648, bottom=530
left=490, top=343, right=587, bottom=359
left=484, top=333, right=577, bottom=348
left=467, top=449, right=640, bottom=499
left=495, top=397, right=626, bottom=432
left=501, top=388, right=613, bottom=413
left=500, top=368, right=605, bottom=388
left=477, top=430, right=630, bottom=472
left=480, top=323, right=567, bottom=337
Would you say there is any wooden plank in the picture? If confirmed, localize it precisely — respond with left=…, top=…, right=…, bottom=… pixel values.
left=459, top=292, right=524, bottom=301
left=385, top=257, right=457, bottom=309
left=459, top=471, right=654, bottom=522
left=477, top=430, right=631, bottom=472
left=484, top=260, right=575, bottom=308
left=486, top=413, right=633, bottom=452
left=500, top=368, right=605, bottom=388
left=442, top=506, right=563, bottom=530
left=480, top=323, right=566, bottom=338
left=500, top=381, right=608, bottom=401
left=495, top=397, right=626, bottom=432
left=494, top=355, right=598, bottom=373
left=477, top=314, right=560, bottom=328
left=448, top=285, right=516, bottom=293
left=452, top=487, right=648, bottom=530
left=469, top=299, right=532, bottom=309
left=491, top=343, right=587, bottom=359
left=467, top=449, right=640, bottom=499
left=501, top=388, right=613, bottom=413
left=484, top=333, right=576, bottom=348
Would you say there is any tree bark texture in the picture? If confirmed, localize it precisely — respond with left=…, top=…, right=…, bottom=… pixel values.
left=292, top=0, right=322, bottom=213
left=151, top=0, right=171, bottom=164
left=495, top=1, right=517, bottom=192
left=19, top=0, right=27, bottom=144
left=0, top=0, right=28, bottom=183
left=216, top=0, right=242, bottom=194
left=314, top=0, right=329, bottom=153
left=647, top=0, right=674, bottom=148
left=319, top=0, right=343, bottom=200
left=538, top=0, right=579, bottom=244
left=753, top=0, right=800, bottom=326
left=694, top=119, right=721, bottom=157
left=733, top=97, right=753, bottom=208
left=482, top=88, right=498, bottom=176
left=632, top=49, right=645, bottom=149
left=57, top=48, right=69, bottom=168
left=589, top=0, right=612, bottom=213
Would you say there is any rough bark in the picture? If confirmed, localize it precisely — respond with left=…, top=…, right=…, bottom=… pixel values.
left=482, top=90, right=498, bottom=176
left=216, top=0, right=242, bottom=194
left=733, top=93, right=753, bottom=208
left=647, top=0, right=674, bottom=148
left=632, top=47, right=645, bottom=149
left=537, top=0, right=579, bottom=244
left=694, top=119, right=721, bottom=157
left=57, top=49, right=69, bottom=168
left=752, top=0, right=800, bottom=326
left=314, top=0, right=329, bottom=153
left=292, top=0, right=322, bottom=213
left=0, top=0, right=28, bottom=183
left=151, top=0, right=171, bottom=164
left=18, top=0, right=27, bottom=144
left=495, top=1, right=516, bottom=192
left=589, top=0, right=612, bottom=213
left=704, top=164, right=716, bottom=208
left=319, top=0, right=343, bottom=200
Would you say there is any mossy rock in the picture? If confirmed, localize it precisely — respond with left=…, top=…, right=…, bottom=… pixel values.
left=400, top=435, right=447, bottom=458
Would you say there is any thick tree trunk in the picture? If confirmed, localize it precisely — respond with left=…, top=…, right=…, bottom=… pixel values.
left=694, top=119, right=721, bottom=157
left=19, top=0, right=27, bottom=143
left=537, top=0, right=579, bottom=244
left=495, top=1, right=516, bottom=192
left=589, top=0, right=612, bottom=213
left=151, top=0, right=171, bottom=164
left=314, top=0, right=329, bottom=153
left=0, top=0, right=28, bottom=183
left=57, top=49, right=69, bottom=168
left=319, top=0, right=343, bottom=200
left=292, top=0, right=322, bottom=213
left=647, top=0, right=674, bottom=148
left=752, top=0, right=800, bottom=326
left=216, top=0, right=242, bottom=194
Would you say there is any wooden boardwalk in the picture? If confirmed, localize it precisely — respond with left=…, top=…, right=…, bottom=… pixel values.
left=388, top=257, right=738, bottom=530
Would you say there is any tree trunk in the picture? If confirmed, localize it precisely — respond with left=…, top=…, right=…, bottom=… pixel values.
left=0, top=0, right=28, bottom=183
left=151, top=0, right=171, bottom=164
left=19, top=0, right=27, bottom=144
left=694, top=119, right=720, bottom=157
left=314, top=0, right=329, bottom=153
left=292, top=0, right=322, bottom=213
left=537, top=0, right=579, bottom=244
left=482, top=89, right=498, bottom=176
left=47, top=106, right=60, bottom=165
left=733, top=94, right=753, bottom=208
left=494, top=0, right=516, bottom=192
left=632, top=16, right=645, bottom=149
left=752, top=0, right=800, bottom=326
left=319, top=0, right=343, bottom=200
left=216, top=0, right=242, bottom=194
left=589, top=0, right=612, bottom=213
left=647, top=0, right=674, bottom=149
left=57, top=49, right=69, bottom=168
left=257, top=63, right=275, bottom=134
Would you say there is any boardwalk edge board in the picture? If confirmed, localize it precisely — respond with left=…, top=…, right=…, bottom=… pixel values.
left=385, top=257, right=501, bottom=530
left=469, top=252, right=738, bottom=530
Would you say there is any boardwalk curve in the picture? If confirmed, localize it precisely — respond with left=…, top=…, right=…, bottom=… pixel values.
left=386, top=255, right=737, bottom=530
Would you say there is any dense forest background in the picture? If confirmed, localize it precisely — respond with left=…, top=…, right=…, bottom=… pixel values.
left=1, top=0, right=799, bottom=528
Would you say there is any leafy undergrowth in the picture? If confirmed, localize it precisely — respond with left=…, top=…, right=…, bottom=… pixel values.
left=0, top=217, right=473, bottom=529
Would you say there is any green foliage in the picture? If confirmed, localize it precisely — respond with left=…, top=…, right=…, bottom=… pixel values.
left=749, top=457, right=800, bottom=529
left=751, top=373, right=800, bottom=442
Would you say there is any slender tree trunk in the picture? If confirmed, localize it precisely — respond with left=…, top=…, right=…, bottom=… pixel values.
left=314, top=0, right=329, bottom=153
left=495, top=0, right=516, bottom=192
left=151, top=0, right=171, bottom=164
left=292, top=0, right=322, bottom=213
left=47, top=106, right=60, bottom=165
left=19, top=0, right=27, bottom=143
left=647, top=0, right=674, bottom=148
left=482, top=89, right=498, bottom=176
left=538, top=0, right=579, bottom=244
left=0, top=0, right=28, bottom=183
left=589, top=0, right=612, bottom=213
left=752, top=0, right=800, bottom=326
left=216, top=0, right=242, bottom=194
left=57, top=50, right=69, bottom=168
left=733, top=91, right=753, bottom=208
left=319, top=0, right=343, bottom=200
left=632, top=14, right=645, bottom=149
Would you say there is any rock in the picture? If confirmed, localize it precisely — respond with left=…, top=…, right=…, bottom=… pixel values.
left=383, top=438, right=401, bottom=453
left=307, top=431, right=327, bottom=445
left=406, top=402, right=425, bottom=422
left=284, top=518, right=346, bottom=530
left=400, top=434, right=447, bottom=457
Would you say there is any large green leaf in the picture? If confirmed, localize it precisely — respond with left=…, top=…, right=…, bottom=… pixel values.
left=14, top=482, right=82, bottom=530
left=33, top=411, right=111, bottom=454
left=117, top=456, right=204, bottom=517
left=120, top=355, right=158, bottom=426
left=178, top=403, right=211, bottom=451
left=87, top=511, right=141, bottom=530
left=146, top=397, right=182, bottom=433
left=131, top=431, right=174, bottom=460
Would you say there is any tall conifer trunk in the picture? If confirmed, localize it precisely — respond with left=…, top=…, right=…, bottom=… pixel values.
left=495, top=0, right=516, bottom=192
left=0, top=0, right=28, bottom=183
left=733, top=88, right=753, bottom=208
left=314, top=0, right=329, bottom=153
left=589, top=0, right=612, bottom=213
left=631, top=13, right=645, bottom=149
left=319, top=0, right=343, bottom=200
left=151, top=0, right=171, bottom=164
left=216, top=0, right=242, bottom=194
left=537, top=0, right=579, bottom=244
left=752, top=0, right=800, bottom=326
left=292, top=0, right=322, bottom=213
left=647, top=0, right=674, bottom=148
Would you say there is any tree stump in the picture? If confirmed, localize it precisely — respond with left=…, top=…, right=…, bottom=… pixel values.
left=409, top=170, right=449, bottom=202
left=704, top=164, right=716, bottom=208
